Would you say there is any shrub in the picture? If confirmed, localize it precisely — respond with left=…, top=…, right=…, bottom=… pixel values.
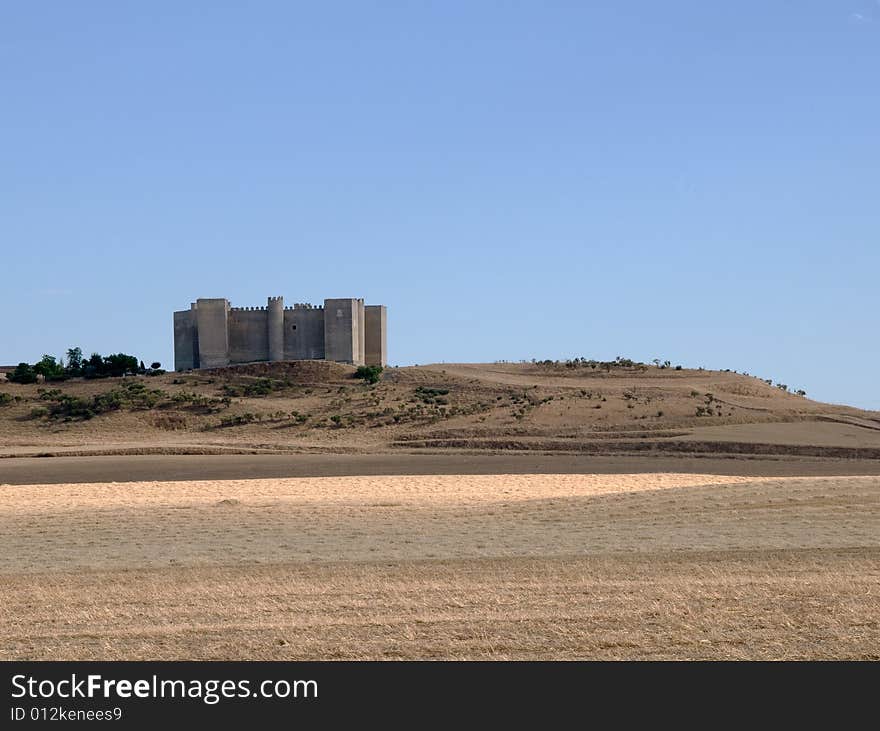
left=290, top=410, right=309, bottom=424
left=218, top=413, right=258, bottom=428
left=355, top=365, right=384, bottom=385
left=223, top=378, right=288, bottom=398
left=31, top=381, right=171, bottom=421
left=0, top=392, right=13, bottom=406
left=414, top=386, right=450, bottom=404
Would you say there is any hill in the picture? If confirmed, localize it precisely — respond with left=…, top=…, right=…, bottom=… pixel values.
left=1, top=360, right=879, bottom=460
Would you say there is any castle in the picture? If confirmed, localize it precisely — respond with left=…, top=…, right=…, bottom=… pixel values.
left=173, top=297, right=387, bottom=371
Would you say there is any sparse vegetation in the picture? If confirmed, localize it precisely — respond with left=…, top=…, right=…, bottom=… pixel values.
left=0, top=360, right=837, bottom=456
left=28, top=380, right=229, bottom=422
left=415, top=386, right=450, bottom=405
left=218, top=413, right=258, bottom=428
left=222, top=378, right=290, bottom=398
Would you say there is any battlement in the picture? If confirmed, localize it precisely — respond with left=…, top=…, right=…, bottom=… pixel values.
left=174, top=295, right=385, bottom=371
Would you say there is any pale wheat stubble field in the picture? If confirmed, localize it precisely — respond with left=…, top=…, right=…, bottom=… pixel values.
left=1, top=471, right=877, bottom=660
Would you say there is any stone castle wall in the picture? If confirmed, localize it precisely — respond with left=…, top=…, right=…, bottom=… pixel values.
left=284, top=306, right=325, bottom=361
left=228, top=309, right=269, bottom=364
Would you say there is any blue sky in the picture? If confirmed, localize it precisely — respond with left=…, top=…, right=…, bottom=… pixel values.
left=1, top=2, right=878, bottom=409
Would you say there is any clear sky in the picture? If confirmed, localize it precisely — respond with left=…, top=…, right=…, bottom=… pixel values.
left=2, top=2, right=878, bottom=409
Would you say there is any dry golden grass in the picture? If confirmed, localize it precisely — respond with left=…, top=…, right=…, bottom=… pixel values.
left=2, top=552, right=877, bottom=660
left=1, top=472, right=878, bottom=659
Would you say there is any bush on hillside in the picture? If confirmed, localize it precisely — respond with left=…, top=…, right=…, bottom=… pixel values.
left=354, top=365, right=383, bottom=385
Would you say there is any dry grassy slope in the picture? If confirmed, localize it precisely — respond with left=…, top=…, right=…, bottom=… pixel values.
left=1, top=361, right=879, bottom=458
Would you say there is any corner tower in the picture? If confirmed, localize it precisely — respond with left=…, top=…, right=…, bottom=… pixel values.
left=195, top=298, right=230, bottom=368
left=323, top=298, right=364, bottom=365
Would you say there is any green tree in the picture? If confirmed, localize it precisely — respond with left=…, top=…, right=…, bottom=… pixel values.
left=33, top=355, right=65, bottom=381
left=83, top=353, right=105, bottom=378
left=8, top=363, right=37, bottom=384
left=103, top=353, right=139, bottom=377
left=65, top=347, right=83, bottom=375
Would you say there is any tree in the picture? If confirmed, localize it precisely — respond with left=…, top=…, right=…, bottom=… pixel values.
left=33, top=355, right=65, bottom=381
left=103, top=353, right=139, bottom=377
left=66, top=347, right=83, bottom=376
left=150, top=362, right=161, bottom=370
left=139, top=360, right=146, bottom=374
left=8, top=362, right=37, bottom=384
left=83, top=352, right=105, bottom=378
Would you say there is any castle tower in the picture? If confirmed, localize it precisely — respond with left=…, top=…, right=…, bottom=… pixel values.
left=323, top=298, right=364, bottom=365
left=173, top=302, right=199, bottom=370
left=195, top=298, right=230, bottom=368
left=365, top=305, right=387, bottom=367
left=268, top=295, right=284, bottom=362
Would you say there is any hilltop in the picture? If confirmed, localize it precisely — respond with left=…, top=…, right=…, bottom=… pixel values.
left=1, top=360, right=879, bottom=460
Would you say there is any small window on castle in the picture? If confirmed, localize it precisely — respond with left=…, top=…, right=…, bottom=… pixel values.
left=336, top=309, right=343, bottom=318
left=291, top=325, right=297, bottom=330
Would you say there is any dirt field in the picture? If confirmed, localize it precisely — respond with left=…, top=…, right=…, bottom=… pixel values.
left=2, top=362, right=878, bottom=659
left=4, top=453, right=880, bottom=485
left=1, top=471, right=877, bottom=660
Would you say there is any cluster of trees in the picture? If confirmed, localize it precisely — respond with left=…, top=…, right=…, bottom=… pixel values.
left=7, top=348, right=162, bottom=384
left=532, top=356, right=648, bottom=371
